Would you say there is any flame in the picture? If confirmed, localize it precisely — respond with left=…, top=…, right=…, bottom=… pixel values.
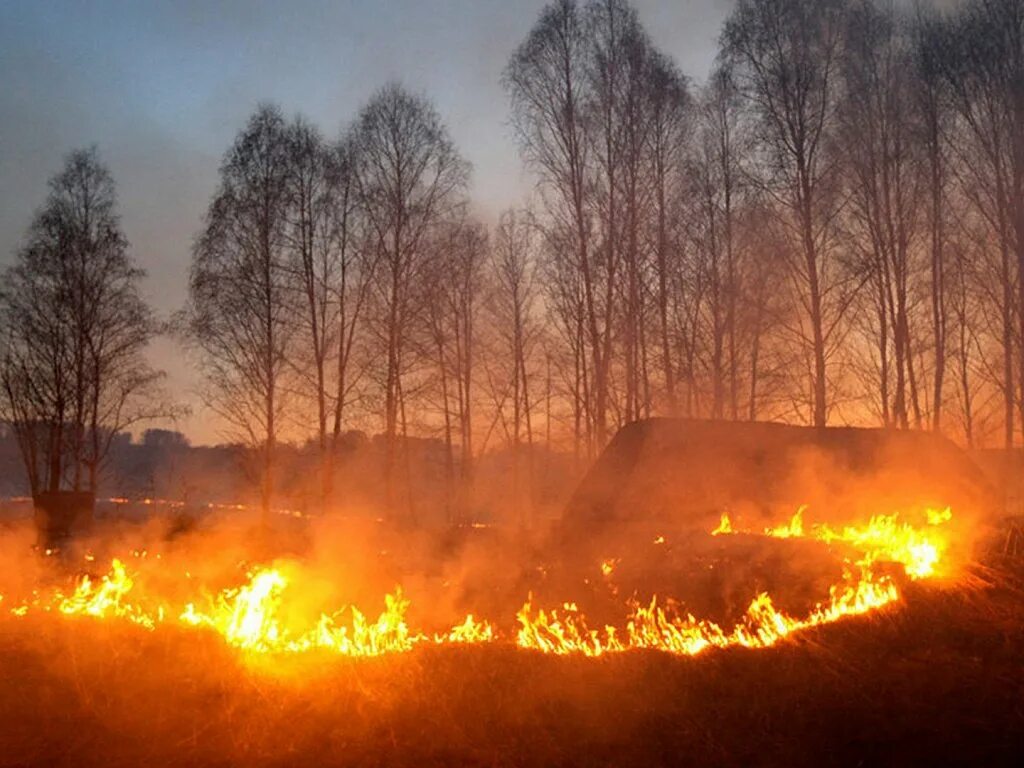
left=927, top=507, right=953, bottom=525
left=711, top=513, right=733, bottom=536
left=56, top=558, right=158, bottom=629
left=764, top=506, right=805, bottom=538
left=515, top=505, right=953, bottom=656
left=516, top=596, right=620, bottom=656
left=755, top=506, right=952, bottom=581
left=438, top=614, right=494, bottom=644
left=2, top=505, right=956, bottom=661
left=515, top=572, right=901, bottom=657
left=180, top=569, right=489, bottom=656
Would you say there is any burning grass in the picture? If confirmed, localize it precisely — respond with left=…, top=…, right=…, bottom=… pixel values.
left=0, top=506, right=959, bottom=659
left=0, top=570, right=1022, bottom=767
left=0, top=505, right=1020, bottom=765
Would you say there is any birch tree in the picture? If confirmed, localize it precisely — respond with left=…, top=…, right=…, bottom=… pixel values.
left=723, top=0, right=850, bottom=427
left=186, top=105, right=293, bottom=524
left=349, top=83, right=469, bottom=515
left=0, top=147, right=165, bottom=497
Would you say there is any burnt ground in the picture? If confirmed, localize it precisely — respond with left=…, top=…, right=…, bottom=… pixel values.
left=0, top=565, right=1023, bottom=767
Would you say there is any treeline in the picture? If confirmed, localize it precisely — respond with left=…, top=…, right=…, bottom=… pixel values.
left=4, top=0, right=1024, bottom=522
left=509, top=0, right=1024, bottom=455
left=504, top=0, right=1024, bottom=453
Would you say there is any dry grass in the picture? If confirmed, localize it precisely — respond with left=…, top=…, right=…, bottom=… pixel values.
left=1, top=565, right=1022, bottom=767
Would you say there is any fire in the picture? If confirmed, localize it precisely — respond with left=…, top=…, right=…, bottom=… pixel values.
left=764, top=506, right=805, bottom=538
left=516, top=596, right=618, bottom=656
left=180, top=569, right=492, bottom=656
left=440, top=614, right=494, bottom=644
left=57, top=558, right=160, bottom=629
left=515, top=573, right=902, bottom=657
left=755, top=506, right=952, bottom=580
left=515, top=504, right=953, bottom=656
left=2, top=505, right=957, bottom=661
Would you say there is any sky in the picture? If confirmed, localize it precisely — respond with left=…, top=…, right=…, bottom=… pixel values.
left=0, top=0, right=734, bottom=444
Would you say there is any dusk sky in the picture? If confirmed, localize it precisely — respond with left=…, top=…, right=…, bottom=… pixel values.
left=0, top=0, right=737, bottom=443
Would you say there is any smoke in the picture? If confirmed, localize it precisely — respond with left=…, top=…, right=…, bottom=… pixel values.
left=0, top=417, right=995, bottom=647
left=0, top=415, right=1006, bottom=768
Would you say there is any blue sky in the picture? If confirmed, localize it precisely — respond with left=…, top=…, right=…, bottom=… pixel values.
left=0, top=0, right=732, bottom=442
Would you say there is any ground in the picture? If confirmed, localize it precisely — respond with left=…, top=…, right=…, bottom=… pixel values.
left=1, top=565, right=1022, bottom=767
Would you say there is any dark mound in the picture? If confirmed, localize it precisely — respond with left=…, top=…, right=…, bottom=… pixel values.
left=563, top=419, right=995, bottom=537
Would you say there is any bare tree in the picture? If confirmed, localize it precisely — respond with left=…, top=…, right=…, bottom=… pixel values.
left=914, top=6, right=952, bottom=432
left=327, top=135, right=376, bottom=482
left=723, top=0, right=850, bottom=427
left=506, top=0, right=607, bottom=451
left=737, top=203, right=791, bottom=420
left=349, top=83, right=469, bottom=516
left=948, top=236, right=983, bottom=446
left=541, top=224, right=593, bottom=463
left=490, top=209, right=542, bottom=526
left=424, top=217, right=486, bottom=522
left=186, top=104, right=293, bottom=524
left=839, top=1, right=925, bottom=428
left=585, top=0, right=643, bottom=425
left=936, top=0, right=1024, bottom=448
left=646, top=52, right=691, bottom=414
left=687, top=66, right=750, bottom=420
left=0, top=147, right=166, bottom=498
left=282, top=115, right=338, bottom=510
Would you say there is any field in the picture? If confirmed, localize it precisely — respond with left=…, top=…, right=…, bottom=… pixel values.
left=1, top=563, right=1022, bottom=768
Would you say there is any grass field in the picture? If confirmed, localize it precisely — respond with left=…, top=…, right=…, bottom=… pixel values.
left=1, top=563, right=1022, bottom=767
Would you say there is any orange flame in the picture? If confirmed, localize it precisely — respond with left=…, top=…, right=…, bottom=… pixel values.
left=2, top=505, right=956, bottom=660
